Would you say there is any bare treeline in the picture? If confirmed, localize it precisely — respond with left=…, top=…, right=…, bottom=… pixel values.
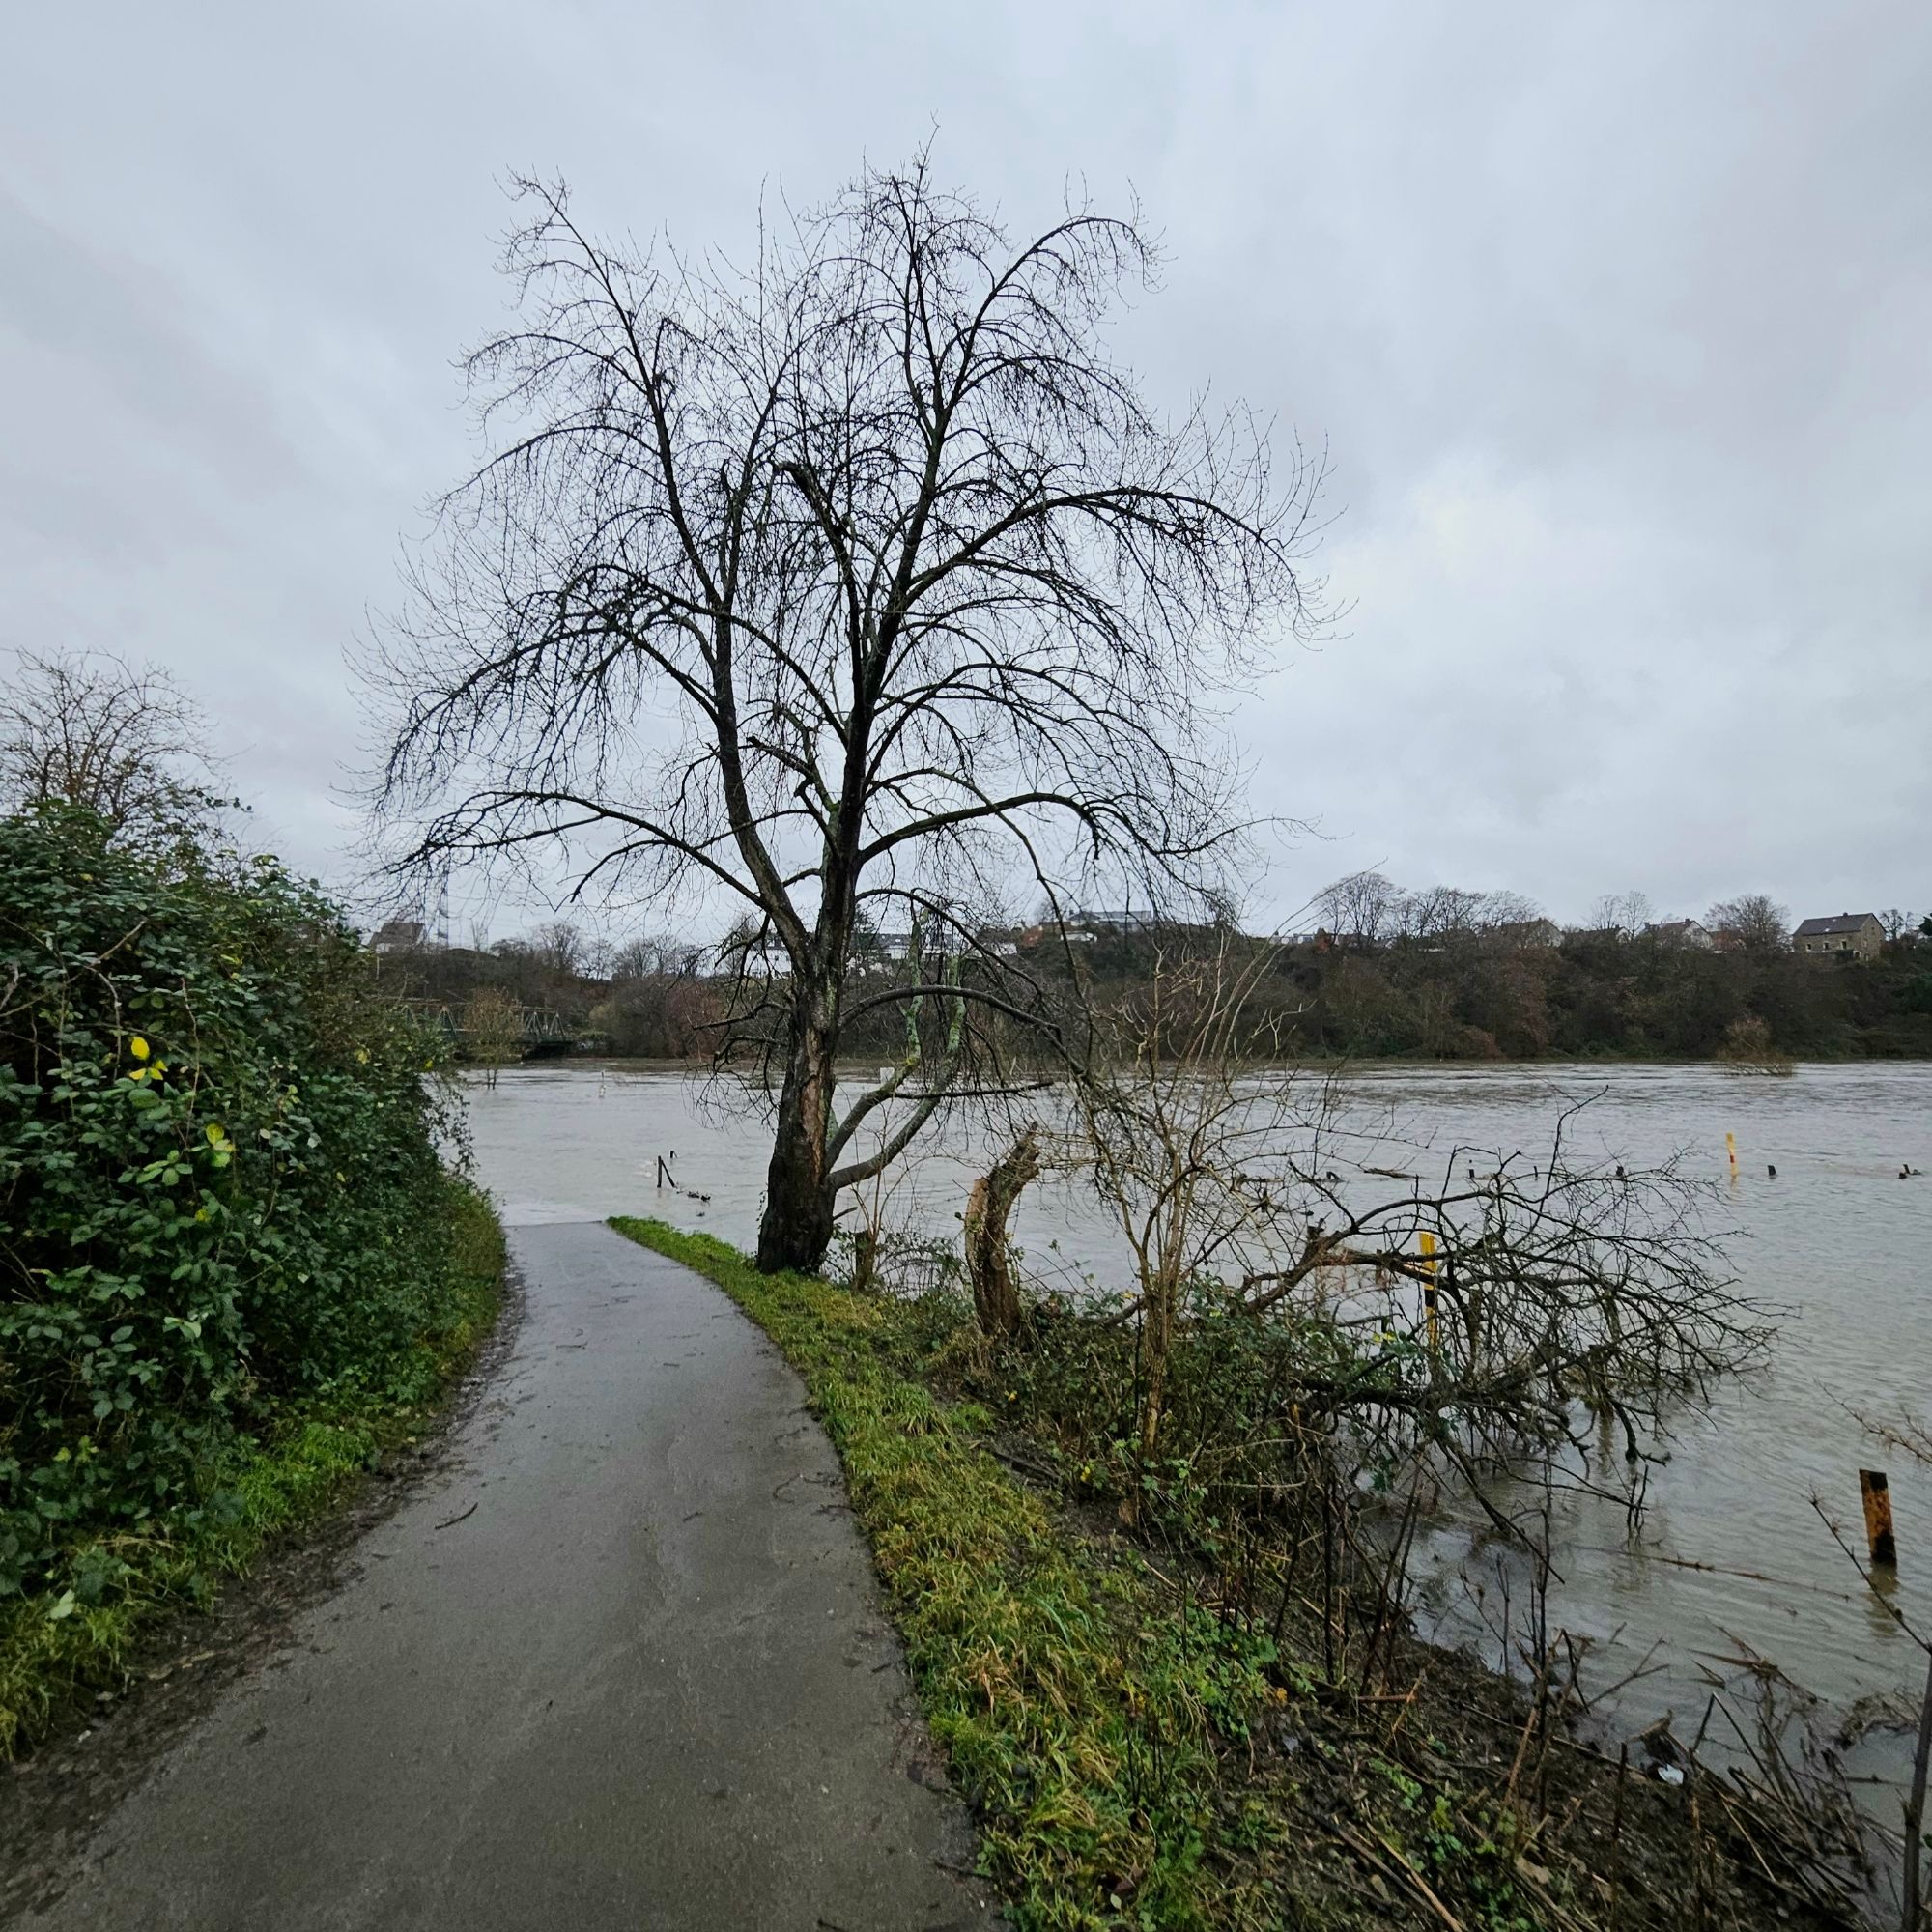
left=0, top=649, right=226, bottom=849
left=1315, top=869, right=1545, bottom=947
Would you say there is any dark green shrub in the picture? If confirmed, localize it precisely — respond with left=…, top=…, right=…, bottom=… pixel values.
left=0, top=808, right=479, bottom=1601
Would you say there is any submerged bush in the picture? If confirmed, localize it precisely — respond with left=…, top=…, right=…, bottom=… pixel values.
left=0, top=807, right=481, bottom=1602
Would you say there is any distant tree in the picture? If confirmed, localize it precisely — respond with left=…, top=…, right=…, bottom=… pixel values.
left=1920, top=913, right=1932, bottom=942
left=1316, top=870, right=1401, bottom=947
left=1476, top=890, right=1545, bottom=932
left=1714, top=1012, right=1793, bottom=1076
left=527, top=922, right=583, bottom=976
left=610, top=934, right=694, bottom=980
left=1877, top=908, right=1916, bottom=943
left=370, top=158, right=1326, bottom=1271
left=1392, top=884, right=1465, bottom=941
left=1706, top=895, right=1788, bottom=955
left=1590, top=891, right=1653, bottom=942
left=590, top=974, right=723, bottom=1060
left=462, top=986, right=525, bottom=1088
left=1394, top=885, right=1536, bottom=942
left=0, top=649, right=224, bottom=846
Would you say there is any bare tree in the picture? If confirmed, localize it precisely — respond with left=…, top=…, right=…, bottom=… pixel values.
left=527, top=921, right=584, bottom=976
left=1590, top=890, right=1654, bottom=942
left=1315, top=869, right=1399, bottom=947
left=1475, top=889, right=1545, bottom=932
left=1878, top=908, right=1917, bottom=945
left=1715, top=1011, right=1794, bottom=1075
left=1706, top=894, right=1789, bottom=954
left=462, top=986, right=525, bottom=1089
left=607, top=932, right=702, bottom=980
left=1074, top=947, right=1767, bottom=1477
left=1392, top=883, right=1510, bottom=942
left=0, top=649, right=223, bottom=845
left=370, top=156, right=1327, bottom=1270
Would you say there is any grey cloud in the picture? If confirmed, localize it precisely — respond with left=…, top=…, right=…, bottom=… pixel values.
left=2, top=0, right=1925, bottom=927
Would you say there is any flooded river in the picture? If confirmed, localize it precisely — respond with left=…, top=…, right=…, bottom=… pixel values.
left=468, top=1059, right=1932, bottom=1786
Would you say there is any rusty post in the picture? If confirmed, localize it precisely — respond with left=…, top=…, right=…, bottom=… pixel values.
left=1860, top=1468, right=1898, bottom=1567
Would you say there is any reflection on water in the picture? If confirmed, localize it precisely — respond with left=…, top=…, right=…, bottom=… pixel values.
left=469, top=1059, right=1932, bottom=1778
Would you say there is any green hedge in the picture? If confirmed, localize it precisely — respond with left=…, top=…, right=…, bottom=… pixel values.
left=0, top=808, right=493, bottom=1611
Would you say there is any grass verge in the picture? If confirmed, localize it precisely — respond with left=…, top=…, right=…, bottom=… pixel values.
left=612, top=1216, right=1321, bottom=1931
left=0, top=1178, right=505, bottom=1757
left=611, top=1215, right=1860, bottom=1932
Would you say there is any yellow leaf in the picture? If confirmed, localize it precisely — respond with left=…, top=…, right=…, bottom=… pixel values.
left=130, top=1036, right=151, bottom=1061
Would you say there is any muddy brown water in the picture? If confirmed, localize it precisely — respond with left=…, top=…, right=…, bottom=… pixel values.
left=469, top=1059, right=1932, bottom=1802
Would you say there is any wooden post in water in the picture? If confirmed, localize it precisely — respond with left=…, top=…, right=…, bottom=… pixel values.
left=1860, top=1468, right=1898, bottom=1567
left=1418, top=1230, right=1439, bottom=1352
left=1725, top=1131, right=1738, bottom=1176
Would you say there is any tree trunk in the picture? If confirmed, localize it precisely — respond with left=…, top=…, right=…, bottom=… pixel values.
left=964, top=1128, right=1041, bottom=1337
left=1138, top=1268, right=1177, bottom=1459
left=756, top=977, right=840, bottom=1273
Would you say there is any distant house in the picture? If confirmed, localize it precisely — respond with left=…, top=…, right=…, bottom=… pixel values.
left=1645, top=919, right=1715, bottom=951
left=371, top=918, right=427, bottom=956
left=851, top=926, right=968, bottom=970
left=1792, top=912, right=1883, bottom=961
left=1494, top=917, right=1562, bottom=949
left=1070, top=908, right=1164, bottom=936
left=861, top=929, right=917, bottom=964
left=716, top=938, right=792, bottom=979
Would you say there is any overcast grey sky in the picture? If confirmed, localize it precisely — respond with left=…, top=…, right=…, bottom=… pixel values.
left=4, top=2, right=1926, bottom=935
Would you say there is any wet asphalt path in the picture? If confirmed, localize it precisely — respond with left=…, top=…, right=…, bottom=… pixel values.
left=17, top=1222, right=1000, bottom=1931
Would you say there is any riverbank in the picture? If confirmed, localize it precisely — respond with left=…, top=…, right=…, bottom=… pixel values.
left=0, top=1179, right=504, bottom=1757
left=612, top=1215, right=1861, bottom=1932
left=477, top=1061, right=1932, bottom=1752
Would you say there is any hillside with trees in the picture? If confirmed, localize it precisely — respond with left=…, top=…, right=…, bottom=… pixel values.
left=379, top=878, right=1932, bottom=1067
left=1237, top=922, right=1932, bottom=1061
left=1071, top=873, right=1932, bottom=1062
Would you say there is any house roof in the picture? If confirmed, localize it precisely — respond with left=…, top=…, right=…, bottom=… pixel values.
left=1072, top=908, right=1163, bottom=928
left=1793, top=913, right=1879, bottom=936
left=1647, top=919, right=1705, bottom=935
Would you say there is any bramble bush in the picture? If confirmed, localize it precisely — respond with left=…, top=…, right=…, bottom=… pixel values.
left=0, top=807, right=490, bottom=1605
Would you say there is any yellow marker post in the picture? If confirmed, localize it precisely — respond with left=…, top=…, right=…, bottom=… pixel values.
left=1861, top=1469, right=1898, bottom=1567
left=1418, top=1230, right=1439, bottom=1351
left=1725, top=1131, right=1739, bottom=1175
